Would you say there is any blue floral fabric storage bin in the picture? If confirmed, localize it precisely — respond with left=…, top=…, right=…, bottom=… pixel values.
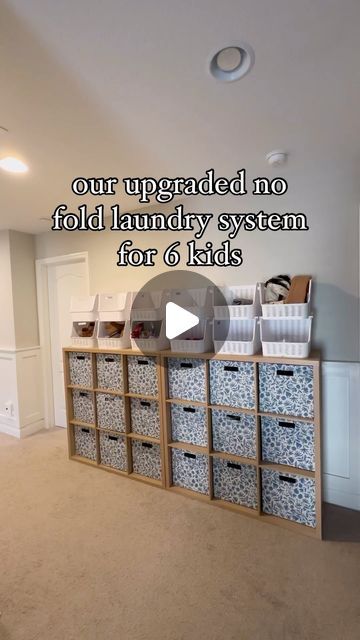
left=209, top=360, right=255, bottom=409
left=261, top=468, right=316, bottom=527
left=74, top=425, right=96, bottom=460
left=170, top=403, right=207, bottom=447
left=213, top=457, right=258, bottom=509
left=96, top=353, right=123, bottom=391
left=261, top=416, right=315, bottom=471
left=72, top=389, right=95, bottom=424
left=99, top=432, right=127, bottom=471
left=212, top=409, right=256, bottom=458
left=259, top=363, right=314, bottom=418
left=127, top=356, right=158, bottom=396
left=171, top=448, right=209, bottom=494
left=167, top=358, right=206, bottom=403
left=69, top=352, right=93, bottom=387
left=96, top=393, right=125, bottom=432
left=130, top=398, right=161, bottom=439
left=131, top=440, right=161, bottom=480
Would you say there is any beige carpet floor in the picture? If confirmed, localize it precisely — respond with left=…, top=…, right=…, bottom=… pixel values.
left=0, top=429, right=359, bottom=640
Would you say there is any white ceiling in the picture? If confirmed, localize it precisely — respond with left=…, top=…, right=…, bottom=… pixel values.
left=1, top=0, right=360, bottom=233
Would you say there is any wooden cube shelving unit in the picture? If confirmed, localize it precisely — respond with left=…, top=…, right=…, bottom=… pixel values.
left=65, top=349, right=166, bottom=488
left=64, top=347, right=322, bottom=539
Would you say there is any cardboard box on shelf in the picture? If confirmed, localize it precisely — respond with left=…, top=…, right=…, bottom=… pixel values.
left=285, top=275, right=311, bottom=305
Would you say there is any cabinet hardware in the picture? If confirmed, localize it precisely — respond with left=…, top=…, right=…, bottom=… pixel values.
left=278, top=421, right=295, bottom=428
left=279, top=475, right=296, bottom=483
left=227, top=462, right=242, bottom=470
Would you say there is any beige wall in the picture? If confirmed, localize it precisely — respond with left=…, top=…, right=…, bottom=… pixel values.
left=0, top=230, right=16, bottom=349
left=0, top=231, right=42, bottom=438
left=35, top=182, right=360, bottom=362
left=0, top=230, right=39, bottom=349
left=9, top=231, right=39, bottom=348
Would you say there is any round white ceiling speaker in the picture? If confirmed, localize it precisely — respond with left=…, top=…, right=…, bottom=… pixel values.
left=266, top=150, right=288, bottom=166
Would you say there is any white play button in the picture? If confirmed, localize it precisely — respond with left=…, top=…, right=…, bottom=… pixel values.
left=165, top=302, right=199, bottom=340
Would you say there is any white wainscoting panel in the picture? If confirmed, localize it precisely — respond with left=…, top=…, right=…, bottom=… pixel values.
left=0, top=347, right=44, bottom=438
left=322, top=362, right=360, bottom=510
left=0, top=350, right=20, bottom=437
left=16, top=348, right=44, bottom=437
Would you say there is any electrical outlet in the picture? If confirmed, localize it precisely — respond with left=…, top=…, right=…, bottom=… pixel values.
left=5, top=402, right=13, bottom=417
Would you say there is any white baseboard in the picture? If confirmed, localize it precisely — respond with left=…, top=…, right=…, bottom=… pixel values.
left=0, top=421, right=21, bottom=438
left=324, top=488, right=360, bottom=511
left=19, top=419, right=45, bottom=439
left=0, top=418, right=44, bottom=439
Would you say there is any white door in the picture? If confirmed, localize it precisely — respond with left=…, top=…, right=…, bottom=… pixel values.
left=47, top=261, right=89, bottom=427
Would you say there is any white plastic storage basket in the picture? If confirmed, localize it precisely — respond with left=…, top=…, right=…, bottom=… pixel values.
left=97, top=320, right=131, bottom=349
left=170, top=320, right=212, bottom=354
left=70, top=295, right=98, bottom=321
left=169, top=287, right=213, bottom=318
left=259, top=280, right=312, bottom=318
left=71, top=321, right=98, bottom=348
left=130, top=320, right=169, bottom=352
left=70, top=295, right=98, bottom=347
left=131, top=290, right=167, bottom=321
left=98, top=292, right=133, bottom=321
left=260, top=317, right=313, bottom=358
left=213, top=284, right=260, bottom=319
left=213, top=318, right=260, bottom=355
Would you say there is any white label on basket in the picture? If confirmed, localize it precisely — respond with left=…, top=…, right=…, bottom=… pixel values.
left=165, top=302, right=199, bottom=340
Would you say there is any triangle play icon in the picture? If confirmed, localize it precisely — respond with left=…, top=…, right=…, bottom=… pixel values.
left=165, top=302, right=199, bottom=340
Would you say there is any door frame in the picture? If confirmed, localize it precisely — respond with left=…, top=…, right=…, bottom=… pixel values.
left=36, top=252, right=90, bottom=429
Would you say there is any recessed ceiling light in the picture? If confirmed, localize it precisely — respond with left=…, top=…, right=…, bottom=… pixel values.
left=209, top=43, right=254, bottom=82
left=0, top=156, right=29, bottom=173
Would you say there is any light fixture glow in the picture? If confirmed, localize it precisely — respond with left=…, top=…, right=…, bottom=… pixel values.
left=0, top=156, right=29, bottom=173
